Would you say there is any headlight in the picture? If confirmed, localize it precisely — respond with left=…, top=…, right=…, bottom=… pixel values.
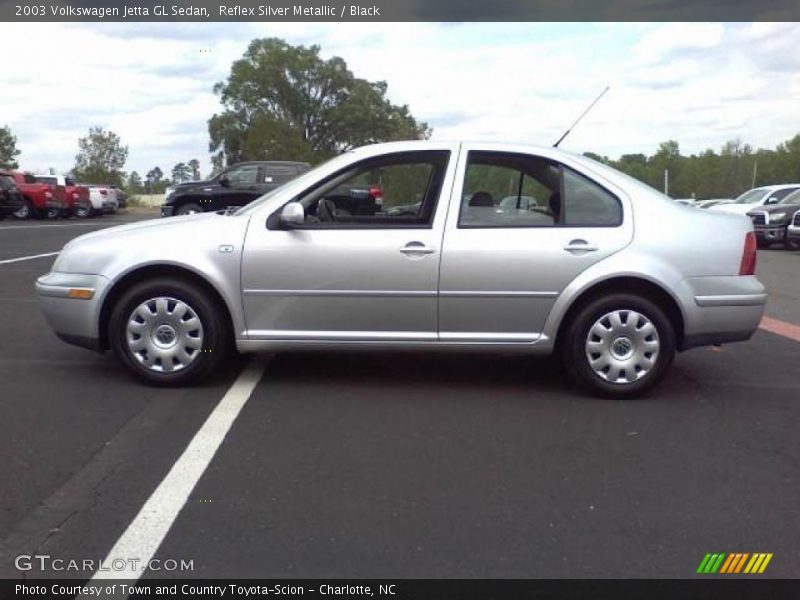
left=769, top=212, right=787, bottom=223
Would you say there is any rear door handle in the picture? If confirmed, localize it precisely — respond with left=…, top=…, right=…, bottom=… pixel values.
left=564, top=239, right=598, bottom=254
left=400, top=242, right=436, bottom=256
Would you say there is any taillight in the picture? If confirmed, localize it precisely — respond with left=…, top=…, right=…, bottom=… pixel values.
left=72, top=192, right=79, bottom=200
left=44, top=191, right=53, bottom=199
left=739, top=231, right=757, bottom=275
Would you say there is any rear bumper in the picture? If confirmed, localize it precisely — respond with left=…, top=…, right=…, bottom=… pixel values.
left=679, top=276, right=767, bottom=351
left=36, top=272, right=109, bottom=352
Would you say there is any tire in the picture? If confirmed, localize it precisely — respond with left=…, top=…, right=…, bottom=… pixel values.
left=109, top=277, right=229, bottom=385
left=45, top=207, right=61, bottom=220
left=13, top=198, right=34, bottom=220
left=559, top=293, right=676, bottom=399
left=175, top=203, right=204, bottom=216
left=73, top=204, right=91, bottom=219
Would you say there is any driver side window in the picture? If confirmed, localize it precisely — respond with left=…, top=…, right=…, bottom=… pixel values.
left=292, top=151, right=449, bottom=228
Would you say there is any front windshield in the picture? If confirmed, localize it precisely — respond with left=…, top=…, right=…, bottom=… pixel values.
left=233, top=152, right=354, bottom=216
left=779, top=189, right=800, bottom=205
left=734, top=189, right=767, bottom=204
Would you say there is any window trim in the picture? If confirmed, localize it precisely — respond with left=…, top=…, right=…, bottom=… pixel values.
left=456, top=151, right=623, bottom=230
left=267, top=150, right=451, bottom=231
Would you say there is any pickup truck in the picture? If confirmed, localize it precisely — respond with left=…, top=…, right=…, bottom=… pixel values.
left=160, top=161, right=310, bottom=216
left=34, top=175, right=91, bottom=218
left=81, top=184, right=119, bottom=216
left=0, top=170, right=67, bottom=220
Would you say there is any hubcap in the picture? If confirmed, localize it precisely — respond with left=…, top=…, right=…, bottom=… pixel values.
left=126, top=297, right=204, bottom=373
left=585, top=310, right=660, bottom=385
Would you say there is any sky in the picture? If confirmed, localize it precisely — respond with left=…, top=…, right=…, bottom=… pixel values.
left=1, top=21, right=798, bottom=178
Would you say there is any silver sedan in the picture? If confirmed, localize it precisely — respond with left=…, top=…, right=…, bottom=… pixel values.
left=36, top=141, right=766, bottom=398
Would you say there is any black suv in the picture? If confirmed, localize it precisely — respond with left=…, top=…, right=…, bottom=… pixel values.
left=0, top=172, right=24, bottom=220
left=161, top=161, right=310, bottom=217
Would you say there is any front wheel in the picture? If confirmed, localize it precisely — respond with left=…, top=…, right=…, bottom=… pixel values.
left=73, top=204, right=91, bottom=219
left=13, top=198, right=34, bottom=220
left=109, top=278, right=229, bottom=385
left=560, top=294, right=676, bottom=399
left=175, top=203, right=203, bottom=216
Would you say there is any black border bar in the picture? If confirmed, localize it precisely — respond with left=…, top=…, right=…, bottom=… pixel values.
left=2, top=0, right=800, bottom=22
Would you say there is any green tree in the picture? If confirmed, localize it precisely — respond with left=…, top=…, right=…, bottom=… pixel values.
left=72, top=126, right=128, bottom=186
left=127, top=171, right=143, bottom=193
left=208, top=38, right=431, bottom=167
left=171, top=162, right=191, bottom=184
left=0, top=125, right=21, bottom=169
left=146, top=166, right=164, bottom=193
left=188, top=159, right=201, bottom=181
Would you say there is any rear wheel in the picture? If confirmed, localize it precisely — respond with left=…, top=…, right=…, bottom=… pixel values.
left=73, top=204, right=91, bottom=219
left=109, top=277, right=229, bottom=385
left=45, top=207, right=61, bottom=219
left=175, top=203, right=203, bottom=216
left=560, top=293, right=676, bottom=399
left=13, top=198, right=34, bottom=220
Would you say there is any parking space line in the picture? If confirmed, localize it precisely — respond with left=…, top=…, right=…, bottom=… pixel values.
left=90, top=357, right=268, bottom=582
left=0, top=252, right=59, bottom=265
left=760, top=316, right=800, bottom=343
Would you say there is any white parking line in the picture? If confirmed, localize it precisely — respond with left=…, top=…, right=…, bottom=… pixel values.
left=0, top=252, right=59, bottom=265
left=89, top=357, right=268, bottom=583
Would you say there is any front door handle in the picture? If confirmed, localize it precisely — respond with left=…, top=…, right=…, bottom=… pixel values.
left=564, top=239, right=598, bottom=254
left=400, top=242, right=436, bottom=256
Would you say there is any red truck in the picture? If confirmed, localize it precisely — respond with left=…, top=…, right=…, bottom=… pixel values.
left=34, top=174, right=91, bottom=218
left=0, top=171, right=68, bottom=219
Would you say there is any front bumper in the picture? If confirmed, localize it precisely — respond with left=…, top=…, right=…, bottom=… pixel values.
left=160, top=204, right=176, bottom=217
left=36, top=272, right=110, bottom=351
left=752, top=225, right=786, bottom=243
left=788, top=223, right=800, bottom=240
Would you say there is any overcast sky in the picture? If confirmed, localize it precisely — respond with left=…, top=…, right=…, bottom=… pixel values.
left=2, top=22, right=798, bottom=177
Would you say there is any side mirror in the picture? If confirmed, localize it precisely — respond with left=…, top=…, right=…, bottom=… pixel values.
left=279, top=202, right=304, bottom=227
left=219, top=176, right=230, bottom=187
left=766, top=196, right=778, bottom=204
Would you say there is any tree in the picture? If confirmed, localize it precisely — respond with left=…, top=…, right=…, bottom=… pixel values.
left=72, top=126, right=128, bottom=186
left=188, top=159, right=201, bottom=181
left=208, top=38, right=431, bottom=167
left=145, top=166, right=164, bottom=193
left=0, top=125, right=20, bottom=169
left=171, top=162, right=191, bottom=184
left=127, top=171, right=143, bottom=193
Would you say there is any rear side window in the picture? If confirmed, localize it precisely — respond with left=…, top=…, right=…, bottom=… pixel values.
left=562, top=167, right=623, bottom=227
left=458, top=151, right=622, bottom=228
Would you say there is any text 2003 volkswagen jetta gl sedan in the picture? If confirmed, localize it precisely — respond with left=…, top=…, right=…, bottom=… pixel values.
left=36, top=142, right=766, bottom=398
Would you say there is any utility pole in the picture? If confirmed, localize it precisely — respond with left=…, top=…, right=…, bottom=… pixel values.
left=664, top=169, right=669, bottom=196
left=752, top=160, right=758, bottom=188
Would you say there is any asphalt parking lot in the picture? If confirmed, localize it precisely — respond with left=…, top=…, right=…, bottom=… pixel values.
left=0, top=211, right=799, bottom=580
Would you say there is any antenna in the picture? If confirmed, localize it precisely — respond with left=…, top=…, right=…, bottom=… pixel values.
left=553, top=86, right=610, bottom=148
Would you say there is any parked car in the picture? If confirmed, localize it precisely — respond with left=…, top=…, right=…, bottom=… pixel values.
left=160, top=161, right=311, bottom=216
left=36, top=141, right=765, bottom=399
left=787, top=209, right=800, bottom=246
left=109, top=186, right=127, bottom=209
left=0, top=172, right=25, bottom=219
left=34, top=175, right=91, bottom=218
left=0, top=170, right=67, bottom=219
left=696, top=198, right=732, bottom=209
left=80, top=184, right=119, bottom=216
left=711, top=184, right=800, bottom=216
left=747, top=188, right=800, bottom=249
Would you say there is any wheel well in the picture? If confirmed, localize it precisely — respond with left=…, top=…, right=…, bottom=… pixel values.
left=555, top=277, right=685, bottom=350
left=98, top=265, right=234, bottom=350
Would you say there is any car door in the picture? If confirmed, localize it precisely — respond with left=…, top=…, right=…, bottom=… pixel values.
left=240, top=145, right=459, bottom=341
left=438, top=145, right=633, bottom=342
